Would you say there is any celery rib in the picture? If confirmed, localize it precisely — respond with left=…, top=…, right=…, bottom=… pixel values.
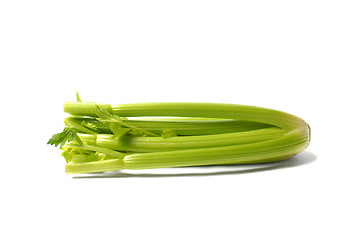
left=64, top=102, right=306, bottom=130
left=67, top=116, right=273, bottom=136
left=123, top=128, right=308, bottom=169
left=78, top=127, right=286, bottom=152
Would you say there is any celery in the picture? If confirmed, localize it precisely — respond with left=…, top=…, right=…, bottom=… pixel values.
left=48, top=95, right=310, bottom=174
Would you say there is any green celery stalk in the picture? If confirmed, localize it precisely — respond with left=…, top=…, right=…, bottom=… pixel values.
left=65, top=116, right=273, bottom=136
left=64, top=102, right=306, bottom=131
left=123, top=127, right=308, bottom=169
left=77, top=127, right=286, bottom=152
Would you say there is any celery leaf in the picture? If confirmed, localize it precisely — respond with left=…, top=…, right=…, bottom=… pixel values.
left=109, top=122, right=131, bottom=138
left=47, top=128, right=83, bottom=148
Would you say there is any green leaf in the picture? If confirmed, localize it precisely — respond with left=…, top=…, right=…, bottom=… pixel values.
left=47, top=128, right=83, bottom=148
left=95, top=104, right=159, bottom=137
left=109, top=122, right=130, bottom=138
left=95, top=104, right=114, bottom=121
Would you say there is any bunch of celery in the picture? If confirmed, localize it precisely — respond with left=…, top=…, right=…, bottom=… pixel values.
left=48, top=94, right=310, bottom=174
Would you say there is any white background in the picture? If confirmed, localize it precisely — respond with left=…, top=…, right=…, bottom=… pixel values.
left=1, top=1, right=361, bottom=239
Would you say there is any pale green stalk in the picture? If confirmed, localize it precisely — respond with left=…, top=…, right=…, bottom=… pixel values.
left=78, top=127, right=286, bottom=152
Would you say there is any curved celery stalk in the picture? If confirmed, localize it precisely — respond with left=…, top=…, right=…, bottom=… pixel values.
left=123, top=128, right=308, bottom=169
left=64, top=102, right=307, bottom=131
left=66, top=117, right=273, bottom=136
left=78, top=127, right=286, bottom=152
left=61, top=102, right=310, bottom=173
